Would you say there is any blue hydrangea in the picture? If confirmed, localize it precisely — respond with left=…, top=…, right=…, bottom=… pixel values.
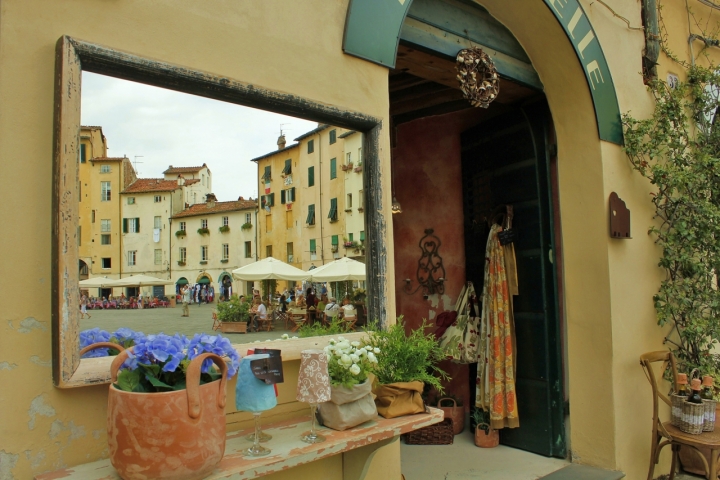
left=187, top=334, right=240, bottom=377
left=79, top=328, right=111, bottom=358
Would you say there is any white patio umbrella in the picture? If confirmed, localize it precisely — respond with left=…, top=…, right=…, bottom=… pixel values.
left=79, top=276, right=121, bottom=288
left=307, top=257, right=366, bottom=282
left=232, top=257, right=309, bottom=281
left=113, top=274, right=174, bottom=287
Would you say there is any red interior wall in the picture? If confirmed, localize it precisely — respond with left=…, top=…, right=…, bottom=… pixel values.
left=392, top=107, right=491, bottom=410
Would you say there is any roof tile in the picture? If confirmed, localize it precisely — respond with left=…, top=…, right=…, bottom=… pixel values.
left=172, top=199, right=258, bottom=218
left=163, top=163, right=208, bottom=174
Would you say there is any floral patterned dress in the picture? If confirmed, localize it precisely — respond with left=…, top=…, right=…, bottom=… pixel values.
left=476, top=224, right=519, bottom=429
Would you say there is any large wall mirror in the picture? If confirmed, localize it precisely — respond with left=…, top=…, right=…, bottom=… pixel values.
left=52, top=36, right=387, bottom=388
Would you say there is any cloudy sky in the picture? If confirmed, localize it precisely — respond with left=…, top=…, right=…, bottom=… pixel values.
left=81, top=72, right=317, bottom=201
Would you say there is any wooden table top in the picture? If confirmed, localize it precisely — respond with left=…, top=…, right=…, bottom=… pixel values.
left=664, top=421, right=720, bottom=448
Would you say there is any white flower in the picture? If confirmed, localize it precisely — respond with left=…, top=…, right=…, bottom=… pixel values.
left=340, top=354, right=353, bottom=366
left=254, top=340, right=261, bottom=343
left=351, top=341, right=361, bottom=347
left=337, top=341, right=351, bottom=350
left=357, top=348, right=366, bottom=357
left=349, top=364, right=361, bottom=375
left=338, top=336, right=346, bottom=342
left=329, top=338, right=336, bottom=344
left=367, top=352, right=377, bottom=364
left=281, top=334, right=289, bottom=339
left=265, top=339, right=272, bottom=342
left=292, top=336, right=299, bottom=340
left=373, top=348, right=381, bottom=354
left=350, top=354, right=360, bottom=363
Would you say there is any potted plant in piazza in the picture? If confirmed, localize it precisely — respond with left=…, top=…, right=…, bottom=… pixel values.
left=317, top=336, right=380, bottom=430
left=216, top=294, right=250, bottom=333
left=363, top=317, right=448, bottom=418
left=80, top=333, right=240, bottom=480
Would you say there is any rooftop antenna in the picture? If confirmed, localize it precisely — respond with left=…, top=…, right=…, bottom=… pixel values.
left=133, top=155, right=144, bottom=175
left=279, top=123, right=290, bottom=136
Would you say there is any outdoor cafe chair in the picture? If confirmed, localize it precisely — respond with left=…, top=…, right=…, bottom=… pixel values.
left=211, top=311, right=221, bottom=331
left=640, top=350, right=720, bottom=479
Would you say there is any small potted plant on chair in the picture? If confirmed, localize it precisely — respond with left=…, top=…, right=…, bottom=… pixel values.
left=471, top=407, right=499, bottom=448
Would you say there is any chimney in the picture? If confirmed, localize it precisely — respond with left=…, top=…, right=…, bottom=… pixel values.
left=238, top=196, right=244, bottom=201
left=205, top=193, right=217, bottom=208
left=277, top=134, right=286, bottom=150
left=177, top=174, right=185, bottom=186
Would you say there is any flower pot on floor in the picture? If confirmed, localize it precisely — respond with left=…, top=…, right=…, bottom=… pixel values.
left=219, top=321, right=247, bottom=333
left=318, top=380, right=378, bottom=430
left=107, top=346, right=228, bottom=480
left=373, top=381, right=425, bottom=419
left=438, top=397, right=464, bottom=435
left=475, top=427, right=499, bottom=448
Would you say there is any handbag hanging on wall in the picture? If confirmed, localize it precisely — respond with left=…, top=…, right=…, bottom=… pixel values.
left=437, top=281, right=481, bottom=364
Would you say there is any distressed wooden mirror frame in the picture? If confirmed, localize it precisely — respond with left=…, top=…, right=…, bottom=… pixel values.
left=52, top=36, right=389, bottom=388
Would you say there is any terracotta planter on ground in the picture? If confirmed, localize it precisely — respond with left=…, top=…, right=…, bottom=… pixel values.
left=475, top=427, right=499, bottom=448
left=86, top=343, right=229, bottom=480
left=438, top=397, right=464, bottom=435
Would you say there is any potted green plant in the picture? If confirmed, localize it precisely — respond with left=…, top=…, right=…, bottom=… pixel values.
left=241, top=222, right=252, bottom=231
left=80, top=333, right=240, bottom=480
left=219, top=225, right=230, bottom=233
left=216, top=294, right=250, bottom=333
left=175, top=229, right=186, bottom=238
left=317, top=336, right=379, bottom=430
left=471, top=408, right=499, bottom=448
left=364, top=317, right=448, bottom=418
left=197, top=227, right=210, bottom=235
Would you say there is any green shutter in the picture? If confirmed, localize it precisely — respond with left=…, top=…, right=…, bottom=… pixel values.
left=308, top=166, right=315, bottom=187
left=135, top=218, right=140, bottom=233
left=360, top=230, right=365, bottom=241
left=263, top=165, right=271, bottom=180
left=306, top=204, right=315, bottom=225
left=283, top=159, right=292, bottom=174
left=281, top=190, right=286, bottom=204
left=310, top=239, right=316, bottom=252
left=332, top=235, right=339, bottom=246
left=269, top=193, right=275, bottom=206
left=349, top=233, right=353, bottom=241
left=330, top=158, right=337, bottom=179
left=308, top=139, right=314, bottom=154
left=290, top=187, right=296, bottom=202
left=330, top=129, right=337, bottom=144
left=328, top=198, right=337, bottom=221
left=80, top=144, right=87, bottom=163
left=123, top=218, right=128, bottom=233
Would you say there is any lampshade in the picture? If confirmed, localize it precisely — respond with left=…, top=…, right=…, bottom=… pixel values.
left=296, top=349, right=331, bottom=404
left=236, top=354, right=278, bottom=413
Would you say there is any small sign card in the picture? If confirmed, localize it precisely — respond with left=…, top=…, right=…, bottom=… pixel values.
left=250, top=349, right=284, bottom=385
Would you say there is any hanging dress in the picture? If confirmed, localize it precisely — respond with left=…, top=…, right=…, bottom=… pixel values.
left=476, top=223, right=519, bottom=429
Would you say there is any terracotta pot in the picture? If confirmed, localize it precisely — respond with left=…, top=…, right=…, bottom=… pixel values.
left=475, top=427, right=499, bottom=448
left=106, top=346, right=228, bottom=480
left=219, top=322, right=247, bottom=333
left=438, top=397, right=464, bottom=435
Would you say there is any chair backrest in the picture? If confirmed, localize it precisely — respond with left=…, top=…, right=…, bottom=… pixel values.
left=640, top=351, right=678, bottom=430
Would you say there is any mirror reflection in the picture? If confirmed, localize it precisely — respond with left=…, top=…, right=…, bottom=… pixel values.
left=77, top=72, right=367, bottom=351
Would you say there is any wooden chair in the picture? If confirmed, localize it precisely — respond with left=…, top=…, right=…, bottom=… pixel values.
left=290, top=313, right=306, bottom=332
left=342, top=315, right=358, bottom=331
left=640, top=351, right=720, bottom=479
left=211, top=311, right=221, bottom=331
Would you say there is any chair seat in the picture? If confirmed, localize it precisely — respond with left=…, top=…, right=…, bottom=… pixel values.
left=663, top=422, right=720, bottom=448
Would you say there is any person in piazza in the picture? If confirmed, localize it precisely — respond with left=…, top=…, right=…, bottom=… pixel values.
left=181, top=285, right=191, bottom=317
left=79, top=294, right=91, bottom=319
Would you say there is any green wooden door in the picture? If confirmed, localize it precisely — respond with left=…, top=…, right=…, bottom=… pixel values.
left=461, top=100, right=565, bottom=457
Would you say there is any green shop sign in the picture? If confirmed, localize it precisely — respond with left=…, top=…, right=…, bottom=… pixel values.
left=342, top=0, right=623, bottom=145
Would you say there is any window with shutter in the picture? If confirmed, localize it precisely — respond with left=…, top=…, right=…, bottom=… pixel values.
left=80, top=144, right=87, bottom=163
left=306, top=204, right=315, bottom=225
left=262, top=165, right=271, bottom=181
left=329, top=129, right=336, bottom=144
left=332, top=235, right=339, bottom=245
left=308, top=166, right=315, bottom=187
left=282, top=159, right=292, bottom=175
left=281, top=190, right=286, bottom=204
left=330, top=158, right=337, bottom=179
left=328, top=198, right=338, bottom=221
left=269, top=192, right=275, bottom=206
left=310, top=239, right=316, bottom=253
left=360, top=230, right=365, bottom=241
left=307, top=139, right=314, bottom=154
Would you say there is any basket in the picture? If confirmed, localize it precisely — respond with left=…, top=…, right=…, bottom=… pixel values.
left=703, top=398, right=717, bottom=432
left=438, top=397, right=464, bottom=435
left=679, top=401, right=705, bottom=435
left=670, top=393, right=685, bottom=427
left=404, top=418, right=454, bottom=445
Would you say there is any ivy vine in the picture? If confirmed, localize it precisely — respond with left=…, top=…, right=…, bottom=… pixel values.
left=623, top=64, right=720, bottom=375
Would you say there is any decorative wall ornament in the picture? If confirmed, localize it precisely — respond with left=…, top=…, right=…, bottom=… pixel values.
left=609, top=192, right=631, bottom=239
left=456, top=47, right=500, bottom=109
left=404, top=229, right=446, bottom=297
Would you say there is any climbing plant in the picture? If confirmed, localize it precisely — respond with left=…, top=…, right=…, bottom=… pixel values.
left=623, top=64, right=720, bottom=375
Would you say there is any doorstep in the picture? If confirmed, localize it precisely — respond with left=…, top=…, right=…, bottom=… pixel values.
left=539, top=464, right=625, bottom=480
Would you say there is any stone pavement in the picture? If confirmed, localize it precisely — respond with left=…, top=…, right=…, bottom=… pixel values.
left=80, top=303, right=289, bottom=341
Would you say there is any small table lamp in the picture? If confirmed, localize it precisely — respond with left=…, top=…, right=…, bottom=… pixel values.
left=296, top=349, right=331, bottom=444
left=236, top=354, right=277, bottom=456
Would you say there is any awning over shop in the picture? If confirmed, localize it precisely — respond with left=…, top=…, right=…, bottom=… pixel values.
left=198, top=277, right=211, bottom=284
left=176, top=277, right=189, bottom=285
